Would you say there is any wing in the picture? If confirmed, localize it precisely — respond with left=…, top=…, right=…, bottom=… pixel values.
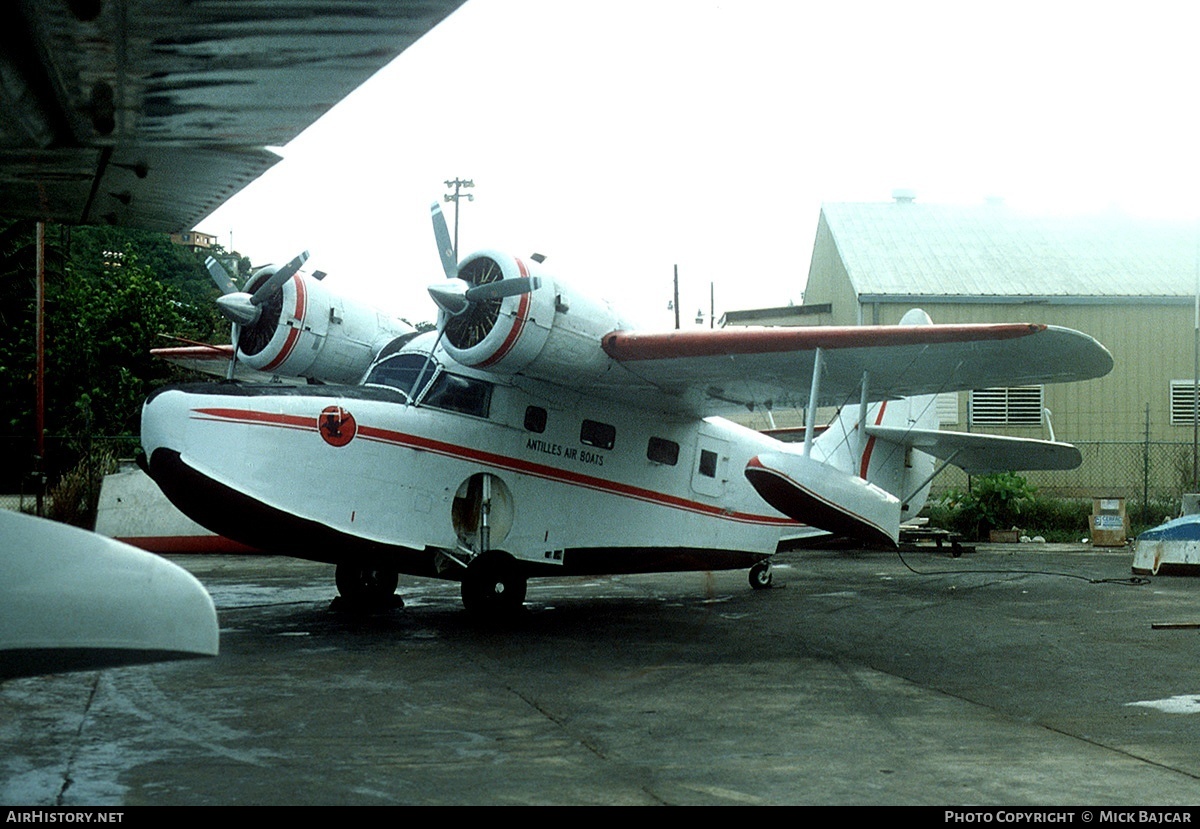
left=598, top=323, right=1113, bottom=415
left=151, top=344, right=299, bottom=384
left=866, top=425, right=1083, bottom=473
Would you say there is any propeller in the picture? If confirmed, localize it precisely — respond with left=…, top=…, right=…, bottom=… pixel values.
left=425, top=203, right=540, bottom=350
left=206, top=251, right=310, bottom=379
left=406, top=205, right=541, bottom=402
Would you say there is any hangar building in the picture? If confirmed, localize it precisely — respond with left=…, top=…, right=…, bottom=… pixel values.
left=798, top=198, right=1200, bottom=499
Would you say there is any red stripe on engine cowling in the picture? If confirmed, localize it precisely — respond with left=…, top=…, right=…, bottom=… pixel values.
left=262, top=274, right=307, bottom=372
left=477, top=257, right=531, bottom=369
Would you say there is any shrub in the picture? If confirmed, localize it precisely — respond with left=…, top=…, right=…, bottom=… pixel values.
left=46, top=448, right=117, bottom=529
left=939, top=473, right=1037, bottom=540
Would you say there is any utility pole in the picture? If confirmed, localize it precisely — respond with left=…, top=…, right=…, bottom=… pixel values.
left=35, top=221, right=45, bottom=516
left=443, top=178, right=474, bottom=259
left=673, top=265, right=680, bottom=329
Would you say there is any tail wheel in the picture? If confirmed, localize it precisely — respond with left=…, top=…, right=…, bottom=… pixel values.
left=749, top=560, right=773, bottom=590
left=335, top=564, right=400, bottom=607
left=461, top=551, right=527, bottom=616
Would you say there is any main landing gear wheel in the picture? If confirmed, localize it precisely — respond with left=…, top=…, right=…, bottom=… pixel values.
left=335, top=564, right=401, bottom=609
left=749, top=561, right=773, bottom=590
left=461, top=551, right=527, bottom=617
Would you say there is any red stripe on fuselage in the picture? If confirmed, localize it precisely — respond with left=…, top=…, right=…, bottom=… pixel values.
left=858, top=401, right=889, bottom=479
left=187, top=405, right=797, bottom=528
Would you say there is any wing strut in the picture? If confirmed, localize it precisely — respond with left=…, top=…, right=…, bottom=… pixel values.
left=901, top=450, right=960, bottom=509
left=804, top=348, right=823, bottom=457
left=857, top=371, right=870, bottom=470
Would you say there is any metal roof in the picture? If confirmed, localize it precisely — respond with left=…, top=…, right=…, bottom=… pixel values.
left=0, top=0, right=465, bottom=231
left=820, top=202, right=1200, bottom=302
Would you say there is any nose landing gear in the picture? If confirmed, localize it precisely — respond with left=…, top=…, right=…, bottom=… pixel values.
left=748, top=560, right=773, bottom=590
left=334, top=564, right=402, bottom=610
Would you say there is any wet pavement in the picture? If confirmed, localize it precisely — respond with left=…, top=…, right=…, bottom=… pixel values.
left=3, top=543, right=1200, bottom=805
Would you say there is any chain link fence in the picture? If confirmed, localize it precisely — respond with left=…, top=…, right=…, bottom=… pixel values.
left=929, top=440, right=1200, bottom=531
left=0, top=435, right=141, bottom=518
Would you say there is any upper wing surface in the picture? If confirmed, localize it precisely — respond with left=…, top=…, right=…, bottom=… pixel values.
left=150, top=344, right=299, bottom=384
left=597, top=323, right=1113, bottom=415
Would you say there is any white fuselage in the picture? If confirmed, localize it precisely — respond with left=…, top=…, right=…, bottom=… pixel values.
left=140, top=363, right=803, bottom=577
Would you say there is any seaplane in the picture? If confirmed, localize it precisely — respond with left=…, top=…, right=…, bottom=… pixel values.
left=140, top=204, right=1114, bottom=615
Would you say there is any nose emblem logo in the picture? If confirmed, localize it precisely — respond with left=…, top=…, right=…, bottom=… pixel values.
left=318, top=406, right=357, bottom=447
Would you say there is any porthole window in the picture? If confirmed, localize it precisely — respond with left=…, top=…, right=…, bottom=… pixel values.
left=525, top=406, right=548, bottom=433
left=647, top=437, right=679, bottom=465
left=580, top=419, right=616, bottom=450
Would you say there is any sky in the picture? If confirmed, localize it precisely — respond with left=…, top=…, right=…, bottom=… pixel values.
left=195, top=0, right=1200, bottom=330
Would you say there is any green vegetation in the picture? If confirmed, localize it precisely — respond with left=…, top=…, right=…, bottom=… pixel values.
left=924, top=472, right=1181, bottom=542
left=0, top=219, right=231, bottom=520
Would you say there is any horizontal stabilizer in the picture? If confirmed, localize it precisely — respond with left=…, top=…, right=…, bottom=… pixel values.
left=866, top=425, right=1082, bottom=474
left=746, top=452, right=901, bottom=547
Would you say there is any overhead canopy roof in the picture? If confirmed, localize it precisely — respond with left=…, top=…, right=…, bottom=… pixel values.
left=0, top=0, right=465, bottom=231
left=821, top=202, right=1200, bottom=304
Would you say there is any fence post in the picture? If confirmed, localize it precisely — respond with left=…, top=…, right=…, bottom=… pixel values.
left=1144, top=403, right=1151, bottom=527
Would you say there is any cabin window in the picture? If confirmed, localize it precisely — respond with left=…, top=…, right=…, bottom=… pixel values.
left=525, top=406, right=548, bottom=433
left=969, top=386, right=1043, bottom=427
left=698, top=449, right=718, bottom=478
left=580, top=419, right=616, bottom=450
left=647, top=437, right=679, bottom=466
left=423, top=372, right=493, bottom=418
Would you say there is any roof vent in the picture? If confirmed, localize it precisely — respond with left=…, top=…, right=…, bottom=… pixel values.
left=892, top=188, right=916, bottom=204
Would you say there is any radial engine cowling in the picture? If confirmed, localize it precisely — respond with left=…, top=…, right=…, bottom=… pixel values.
left=237, top=269, right=414, bottom=384
left=441, top=250, right=629, bottom=381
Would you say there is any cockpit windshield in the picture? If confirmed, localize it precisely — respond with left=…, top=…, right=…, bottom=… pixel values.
left=363, top=353, right=493, bottom=418
left=363, top=353, right=430, bottom=401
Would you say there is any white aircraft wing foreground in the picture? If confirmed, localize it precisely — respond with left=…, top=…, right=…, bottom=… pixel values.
left=139, top=205, right=1114, bottom=616
left=0, top=511, right=218, bottom=680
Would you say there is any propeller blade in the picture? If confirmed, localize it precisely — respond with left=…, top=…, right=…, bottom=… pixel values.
left=226, top=322, right=240, bottom=381
left=465, top=276, right=541, bottom=303
left=205, top=257, right=237, bottom=295
left=431, top=203, right=457, bottom=279
left=250, top=250, right=310, bottom=306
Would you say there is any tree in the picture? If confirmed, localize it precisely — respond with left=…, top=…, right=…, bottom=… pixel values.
left=0, top=219, right=226, bottom=493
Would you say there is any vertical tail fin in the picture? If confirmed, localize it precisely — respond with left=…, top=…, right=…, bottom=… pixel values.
left=743, top=309, right=945, bottom=545
left=811, top=309, right=942, bottom=521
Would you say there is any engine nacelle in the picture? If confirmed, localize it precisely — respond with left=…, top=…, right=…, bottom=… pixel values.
left=441, top=250, right=631, bottom=382
left=237, top=270, right=414, bottom=384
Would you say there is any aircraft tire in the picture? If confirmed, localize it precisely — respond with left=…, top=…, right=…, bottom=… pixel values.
left=335, top=564, right=400, bottom=607
left=461, top=552, right=527, bottom=616
left=749, top=561, right=773, bottom=590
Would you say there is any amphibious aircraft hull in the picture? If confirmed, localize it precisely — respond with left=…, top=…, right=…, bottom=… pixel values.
left=140, top=381, right=799, bottom=580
